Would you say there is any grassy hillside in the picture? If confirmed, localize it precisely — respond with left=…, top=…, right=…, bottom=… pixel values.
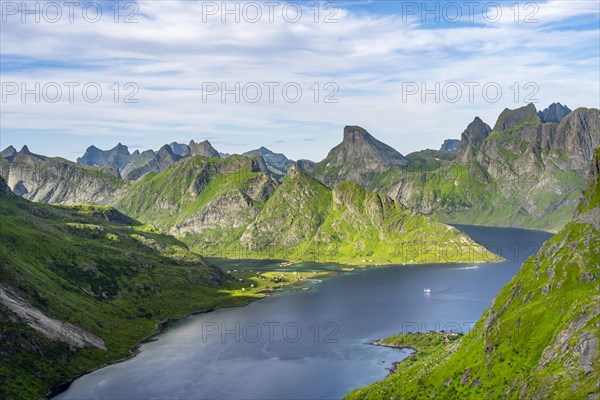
left=0, top=178, right=283, bottom=399
left=114, top=158, right=499, bottom=265
left=346, top=147, right=600, bottom=400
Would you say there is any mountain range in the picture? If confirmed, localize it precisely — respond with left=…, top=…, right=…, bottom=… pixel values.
left=2, top=103, right=598, bottom=234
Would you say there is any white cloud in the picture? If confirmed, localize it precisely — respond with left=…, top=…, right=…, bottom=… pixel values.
left=0, top=0, right=598, bottom=161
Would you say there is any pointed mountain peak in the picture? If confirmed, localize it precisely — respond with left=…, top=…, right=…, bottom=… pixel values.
left=20, top=145, right=31, bottom=154
left=1, top=145, right=17, bottom=161
left=464, top=117, right=492, bottom=140
left=343, top=125, right=373, bottom=142
left=113, top=143, right=130, bottom=154
left=319, top=126, right=408, bottom=179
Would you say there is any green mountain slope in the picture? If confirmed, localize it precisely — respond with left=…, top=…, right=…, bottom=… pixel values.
left=114, top=157, right=498, bottom=264
left=347, top=147, right=600, bottom=400
left=0, top=177, right=263, bottom=399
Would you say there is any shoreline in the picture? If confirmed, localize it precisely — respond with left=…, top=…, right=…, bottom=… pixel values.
left=46, top=297, right=266, bottom=399
left=369, top=339, right=418, bottom=375
left=208, top=255, right=504, bottom=268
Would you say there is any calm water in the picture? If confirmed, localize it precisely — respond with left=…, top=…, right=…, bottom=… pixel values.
left=55, top=225, right=552, bottom=400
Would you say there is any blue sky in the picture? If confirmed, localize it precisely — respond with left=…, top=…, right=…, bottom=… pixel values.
left=1, top=0, right=599, bottom=161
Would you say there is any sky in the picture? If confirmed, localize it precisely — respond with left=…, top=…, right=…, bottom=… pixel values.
left=1, top=0, right=599, bottom=162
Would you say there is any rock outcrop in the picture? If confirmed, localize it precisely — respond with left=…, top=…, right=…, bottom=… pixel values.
left=0, top=285, right=106, bottom=350
left=189, top=140, right=220, bottom=158
left=440, top=139, right=461, bottom=153
left=538, top=102, right=572, bottom=123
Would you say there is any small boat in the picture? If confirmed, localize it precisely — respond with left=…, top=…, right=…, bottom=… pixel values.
left=423, top=288, right=431, bottom=293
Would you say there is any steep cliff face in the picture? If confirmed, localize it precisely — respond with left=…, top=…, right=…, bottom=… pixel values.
left=348, top=147, right=600, bottom=400
left=1, top=146, right=123, bottom=204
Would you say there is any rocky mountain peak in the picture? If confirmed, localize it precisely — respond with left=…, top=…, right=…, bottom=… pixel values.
left=286, top=163, right=303, bottom=180
left=343, top=125, right=372, bottom=142
left=464, top=117, right=492, bottom=141
left=1, top=145, right=17, bottom=161
left=77, top=143, right=132, bottom=170
left=493, top=103, right=540, bottom=132
left=440, top=139, right=461, bottom=153
left=538, top=102, right=572, bottom=123
left=328, top=125, right=407, bottom=167
left=20, top=145, right=32, bottom=155
left=169, top=142, right=191, bottom=157
left=189, top=140, right=220, bottom=158
left=157, top=144, right=176, bottom=157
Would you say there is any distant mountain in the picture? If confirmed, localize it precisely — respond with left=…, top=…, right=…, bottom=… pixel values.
left=189, top=140, right=220, bottom=158
left=538, top=102, right=572, bottom=123
left=77, top=143, right=132, bottom=170
left=296, top=159, right=316, bottom=174
left=348, top=146, right=600, bottom=399
left=77, top=140, right=221, bottom=180
left=1, top=146, right=122, bottom=204
left=168, top=142, right=191, bottom=157
left=439, top=139, right=460, bottom=153
left=243, top=147, right=290, bottom=176
left=313, top=125, right=408, bottom=188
